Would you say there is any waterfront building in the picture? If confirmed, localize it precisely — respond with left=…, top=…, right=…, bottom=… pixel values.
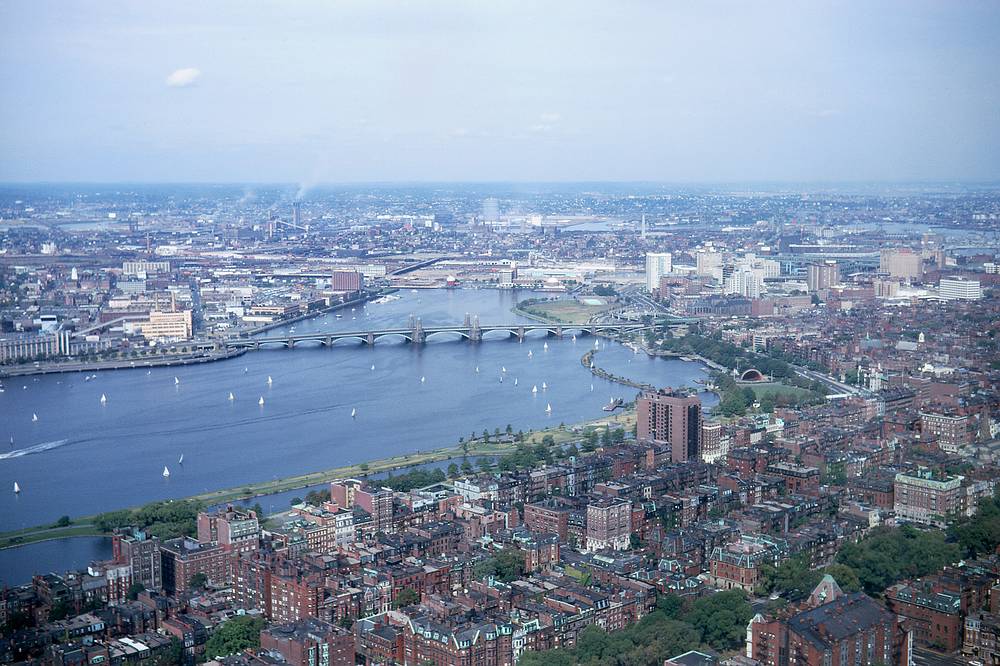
left=637, top=389, right=702, bottom=464
left=112, top=529, right=162, bottom=592
left=140, top=309, right=193, bottom=341
left=197, top=506, right=261, bottom=555
left=330, top=270, right=363, bottom=293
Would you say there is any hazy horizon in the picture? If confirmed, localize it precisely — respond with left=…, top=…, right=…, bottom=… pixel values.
left=2, top=1, right=999, bottom=184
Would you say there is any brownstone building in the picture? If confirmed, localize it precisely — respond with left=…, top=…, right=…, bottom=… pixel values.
left=260, top=618, right=354, bottom=666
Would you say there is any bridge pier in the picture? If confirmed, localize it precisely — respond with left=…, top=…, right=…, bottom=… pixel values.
left=286, top=338, right=295, bottom=349
left=366, top=333, right=375, bottom=346
left=555, top=326, right=563, bottom=338
left=324, top=336, right=333, bottom=347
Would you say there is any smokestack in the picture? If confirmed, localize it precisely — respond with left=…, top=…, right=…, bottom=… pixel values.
left=292, top=202, right=301, bottom=227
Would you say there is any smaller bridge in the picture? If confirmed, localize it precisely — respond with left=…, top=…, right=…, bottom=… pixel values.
left=222, top=317, right=649, bottom=351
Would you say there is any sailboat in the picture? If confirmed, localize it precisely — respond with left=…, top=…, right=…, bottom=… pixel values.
left=370, top=364, right=375, bottom=371
left=8, top=434, right=13, bottom=446
left=258, top=396, right=265, bottom=406
left=543, top=342, right=549, bottom=350
left=174, top=377, right=180, bottom=385
left=228, top=392, right=235, bottom=401
left=267, top=376, right=273, bottom=386
left=14, top=481, right=20, bottom=494
left=542, top=382, right=548, bottom=390
left=162, top=466, right=170, bottom=478
left=590, top=384, right=594, bottom=392
left=32, top=413, right=38, bottom=422
left=527, top=351, right=533, bottom=359
left=100, top=393, right=107, bottom=404
left=501, top=366, right=506, bottom=373
left=351, top=408, right=357, bottom=418
left=572, top=335, right=576, bottom=342
left=594, top=340, right=600, bottom=349
left=244, top=367, right=248, bottom=373
left=178, top=454, right=184, bottom=465
left=499, top=376, right=503, bottom=383
left=514, top=378, right=519, bottom=386
left=475, top=366, right=479, bottom=373
left=420, top=376, right=426, bottom=384
left=545, top=403, right=552, bottom=413
left=532, top=385, right=538, bottom=393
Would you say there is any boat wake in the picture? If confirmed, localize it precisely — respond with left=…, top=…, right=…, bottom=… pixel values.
left=0, top=439, right=72, bottom=460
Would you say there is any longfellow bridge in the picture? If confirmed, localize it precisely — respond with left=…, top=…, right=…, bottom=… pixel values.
left=221, top=316, right=651, bottom=350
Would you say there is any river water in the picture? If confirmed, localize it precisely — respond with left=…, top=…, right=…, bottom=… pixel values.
left=0, top=289, right=711, bottom=583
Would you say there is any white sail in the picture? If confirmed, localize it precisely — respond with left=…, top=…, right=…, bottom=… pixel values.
left=267, top=375, right=273, bottom=385
left=590, top=384, right=594, bottom=392
left=228, top=392, right=235, bottom=401
left=527, top=351, right=532, bottom=358
left=543, top=342, right=548, bottom=350
left=545, top=403, right=552, bottom=413
left=514, top=378, right=518, bottom=386
left=174, top=377, right=180, bottom=385
left=420, top=376, right=426, bottom=383
left=595, top=340, right=600, bottom=349
left=258, top=396, right=265, bottom=406
left=100, top=393, right=107, bottom=404
left=32, top=413, right=38, bottom=422
left=499, top=376, right=503, bottom=383
left=542, top=382, right=547, bottom=390
left=351, top=408, right=357, bottom=418
left=370, top=364, right=375, bottom=371
left=162, top=466, right=170, bottom=478
left=501, top=366, right=506, bottom=373
left=178, top=454, right=184, bottom=464
left=532, top=385, right=538, bottom=393
left=475, top=366, right=479, bottom=373
left=14, top=481, right=20, bottom=493
left=572, top=335, right=576, bottom=342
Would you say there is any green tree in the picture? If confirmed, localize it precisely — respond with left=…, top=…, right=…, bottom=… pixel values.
left=55, top=515, right=72, bottom=528
left=189, top=572, right=208, bottom=590
left=460, top=460, right=473, bottom=475
left=394, top=587, right=421, bottom=608
left=290, top=497, right=303, bottom=506
left=474, top=549, right=525, bottom=582
left=126, top=583, right=146, bottom=601
left=204, top=615, right=266, bottom=659
left=688, top=590, right=753, bottom=651
left=447, top=463, right=460, bottom=478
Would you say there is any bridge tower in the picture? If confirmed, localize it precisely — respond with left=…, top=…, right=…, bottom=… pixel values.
left=411, top=317, right=425, bottom=344
left=470, top=315, right=482, bottom=342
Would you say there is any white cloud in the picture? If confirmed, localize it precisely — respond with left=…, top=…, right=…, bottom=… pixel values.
left=539, top=112, right=561, bottom=123
left=165, top=68, right=201, bottom=88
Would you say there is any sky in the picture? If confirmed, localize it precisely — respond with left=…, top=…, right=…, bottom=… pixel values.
left=1, top=1, right=999, bottom=184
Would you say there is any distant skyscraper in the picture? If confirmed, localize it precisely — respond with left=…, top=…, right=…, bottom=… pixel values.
left=879, top=248, right=922, bottom=281
left=292, top=201, right=301, bottom=227
left=645, top=252, right=672, bottom=292
left=807, top=261, right=839, bottom=292
left=637, top=389, right=702, bottom=463
left=640, top=214, right=647, bottom=239
left=482, top=198, right=500, bottom=224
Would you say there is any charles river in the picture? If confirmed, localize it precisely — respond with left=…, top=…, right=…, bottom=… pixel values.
left=0, top=288, right=714, bottom=584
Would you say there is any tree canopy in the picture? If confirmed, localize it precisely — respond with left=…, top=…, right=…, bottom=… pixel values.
left=204, top=615, right=266, bottom=660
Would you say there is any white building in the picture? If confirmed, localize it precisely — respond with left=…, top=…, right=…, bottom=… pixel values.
left=939, top=276, right=982, bottom=300
left=645, top=252, right=672, bottom=292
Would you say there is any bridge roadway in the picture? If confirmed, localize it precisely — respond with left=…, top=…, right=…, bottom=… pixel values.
left=222, top=321, right=650, bottom=350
